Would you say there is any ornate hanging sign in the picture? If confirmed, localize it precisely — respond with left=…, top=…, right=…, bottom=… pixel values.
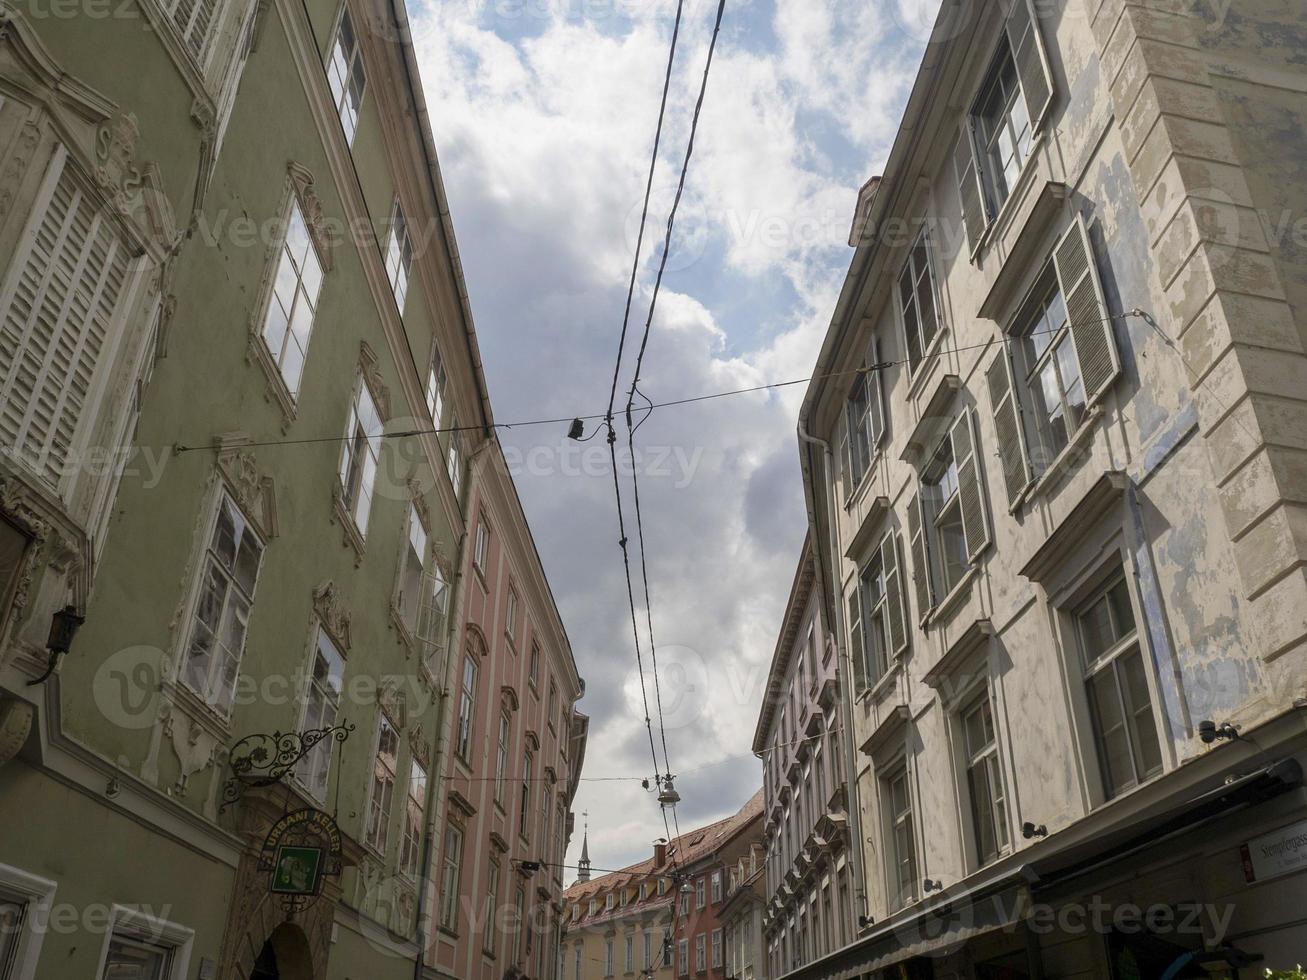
left=259, top=808, right=343, bottom=914
left=219, top=722, right=354, bottom=812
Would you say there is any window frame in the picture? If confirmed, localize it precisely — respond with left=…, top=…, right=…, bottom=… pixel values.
left=94, top=906, right=194, bottom=980
left=256, top=193, right=326, bottom=402
left=336, top=374, right=384, bottom=538
left=399, top=755, right=428, bottom=880
left=0, top=863, right=56, bottom=980
left=327, top=4, right=367, bottom=146
left=957, top=687, right=1010, bottom=868
left=176, top=489, right=265, bottom=717
left=881, top=761, right=918, bottom=911
left=384, top=197, right=413, bottom=314
left=365, top=711, right=400, bottom=854
left=438, top=823, right=463, bottom=934
left=1072, top=566, right=1164, bottom=800
left=456, top=647, right=478, bottom=765
left=896, top=230, right=943, bottom=377
left=295, top=624, right=346, bottom=801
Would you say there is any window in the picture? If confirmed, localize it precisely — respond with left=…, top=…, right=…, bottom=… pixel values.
left=961, top=691, right=1009, bottom=865
left=98, top=908, right=193, bottom=980
left=710, top=871, right=722, bottom=904
left=0, top=864, right=56, bottom=980
left=456, top=651, right=477, bottom=763
left=987, top=216, right=1121, bottom=504
left=400, top=757, right=427, bottom=878
left=953, top=0, right=1053, bottom=250
left=605, top=893, right=614, bottom=912
left=512, top=886, right=525, bottom=965
left=1077, top=570, right=1161, bottom=797
left=604, top=939, right=613, bottom=977
left=1017, top=277, right=1084, bottom=459
left=975, top=42, right=1032, bottom=211
left=446, top=419, right=463, bottom=496
left=397, top=503, right=428, bottom=636
left=425, top=344, right=447, bottom=422
left=0, top=147, right=132, bottom=487
left=439, top=825, right=462, bottom=932
left=385, top=198, right=413, bottom=313
left=575, top=945, right=582, bottom=980
left=909, top=412, right=989, bottom=615
left=366, top=713, right=399, bottom=852
left=695, top=933, right=706, bottom=972
left=695, top=877, right=705, bottom=909
left=625, top=935, right=634, bottom=972
left=529, top=641, right=540, bottom=687
left=848, top=532, right=908, bottom=691
left=494, top=711, right=510, bottom=804
left=519, top=750, right=533, bottom=841
left=505, top=588, right=519, bottom=644
left=260, top=196, right=324, bottom=400
left=643, top=931, right=653, bottom=970
left=101, top=933, right=172, bottom=980
left=473, top=518, right=489, bottom=575
left=884, top=765, right=917, bottom=908
left=327, top=7, right=367, bottom=145
left=547, top=680, right=557, bottom=731
left=843, top=359, right=887, bottom=500
left=711, top=929, right=723, bottom=968
left=296, top=627, right=345, bottom=798
left=898, top=234, right=940, bottom=373
left=160, top=0, right=220, bottom=64
left=484, top=859, right=500, bottom=955
left=181, top=493, right=264, bottom=713
left=338, top=378, right=383, bottom=535
left=680, top=890, right=690, bottom=916
left=678, top=938, right=688, bottom=976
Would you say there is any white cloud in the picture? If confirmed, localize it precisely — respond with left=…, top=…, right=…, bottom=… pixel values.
left=413, top=0, right=925, bottom=874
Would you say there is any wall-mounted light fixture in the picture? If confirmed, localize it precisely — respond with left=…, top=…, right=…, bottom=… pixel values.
left=1021, top=821, right=1048, bottom=839
left=26, top=605, right=85, bottom=686
left=923, top=878, right=944, bottom=893
left=1198, top=720, right=1240, bottom=744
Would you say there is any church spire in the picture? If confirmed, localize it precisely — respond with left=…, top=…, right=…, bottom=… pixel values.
left=577, top=811, right=591, bottom=883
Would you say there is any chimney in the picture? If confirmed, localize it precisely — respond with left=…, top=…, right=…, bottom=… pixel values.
left=653, top=842, right=667, bottom=869
left=848, top=175, right=882, bottom=247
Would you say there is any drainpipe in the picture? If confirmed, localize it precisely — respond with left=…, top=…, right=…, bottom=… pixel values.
left=414, top=435, right=495, bottom=980
left=796, top=421, right=869, bottom=933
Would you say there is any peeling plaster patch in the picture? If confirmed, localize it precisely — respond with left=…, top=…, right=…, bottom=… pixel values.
left=1137, top=400, right=1199, bottom=485
left=1128, top=485, right=1188, bottom=743
left=1060, top=51, right=1106, bottom=185
left=1182, top=649, right=1258, bottom=721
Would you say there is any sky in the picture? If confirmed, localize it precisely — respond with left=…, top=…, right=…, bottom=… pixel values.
left=408, top=0, right=940, bottom=878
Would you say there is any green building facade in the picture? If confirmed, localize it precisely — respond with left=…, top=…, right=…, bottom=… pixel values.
left=0, top=0, right=539, bottom=976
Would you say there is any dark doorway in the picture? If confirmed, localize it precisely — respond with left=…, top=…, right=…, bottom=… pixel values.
left=250, top=939, right=278, bottom=980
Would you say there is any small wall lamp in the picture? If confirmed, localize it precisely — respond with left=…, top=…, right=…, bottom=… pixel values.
left=1198, top=720, right=1240, bottom=743
left=27, top=605, right=85, bottom=686
left=1021, top=821, right=1048, bottom=839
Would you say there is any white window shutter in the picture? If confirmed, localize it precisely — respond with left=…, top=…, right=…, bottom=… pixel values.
left=881, top=532, right=909, bottom=658
left=985, top=346, right=1032, bottom=504
left=907, top=489, right=934, bottom=621
left=1005, top=0, right=1056, bottom=132
left=846, top=588, right=866, bottom=694
left=953, top=122, right=988, bottom=253
left=1053, top=214, right=1120, bottom=406
left=950, top=410, right=992, bottom=562
left=0, top=148, right=128, bottom=487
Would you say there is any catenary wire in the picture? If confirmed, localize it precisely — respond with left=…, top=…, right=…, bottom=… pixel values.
left=169, top=312, right=1143, bottom=455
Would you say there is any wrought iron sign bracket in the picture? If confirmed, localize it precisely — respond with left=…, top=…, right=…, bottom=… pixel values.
left=220, top=722, right=355, bottom=812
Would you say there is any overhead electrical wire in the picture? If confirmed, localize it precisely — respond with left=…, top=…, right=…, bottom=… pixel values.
left=170, top=314, right=1146, bottom=456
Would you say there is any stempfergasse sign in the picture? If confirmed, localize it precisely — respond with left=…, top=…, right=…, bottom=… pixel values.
left=1240, top=818, right=1307, bottom=883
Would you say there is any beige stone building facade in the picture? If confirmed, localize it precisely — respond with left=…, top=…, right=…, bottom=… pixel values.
left=794, top=0, right=1307, bottom=976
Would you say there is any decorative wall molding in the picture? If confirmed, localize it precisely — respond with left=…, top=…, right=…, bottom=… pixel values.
left=286, top=161, right=334, bottom=271
left=214, top=436, right=279, bottom=540
left=0, top=698, right=34, bottom=767
left=358, top=341, right=392, bottom=421
left=313, top=581, right=352, bottom=652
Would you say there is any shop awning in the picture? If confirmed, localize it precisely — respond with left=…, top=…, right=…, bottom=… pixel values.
left=775, top=866, right=1037, bottom=980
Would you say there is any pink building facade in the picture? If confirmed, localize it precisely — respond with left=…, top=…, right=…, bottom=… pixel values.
left=427, top=445, right=588, bottom=980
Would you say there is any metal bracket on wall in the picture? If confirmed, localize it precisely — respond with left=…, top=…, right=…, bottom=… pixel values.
left=219, top=722, right=355, bottom=812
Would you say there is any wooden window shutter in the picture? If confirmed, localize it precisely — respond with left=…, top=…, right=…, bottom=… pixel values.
left=881, top=532, right=909, bottom=658
left=952, top=122, right=988, bottom=254
left=985, top=347, right=1032, bottom=505
left=907, top=490, right=935, bottom=621
left=950, top=410, right=992, bottom=562
left=1005, top=0, right=1056, bottom=133
left=0, top=146, right=129, bottom=487
left=1052, top=214, right=1120, bottom=406
left=846, top=588, right=867, bottom=694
